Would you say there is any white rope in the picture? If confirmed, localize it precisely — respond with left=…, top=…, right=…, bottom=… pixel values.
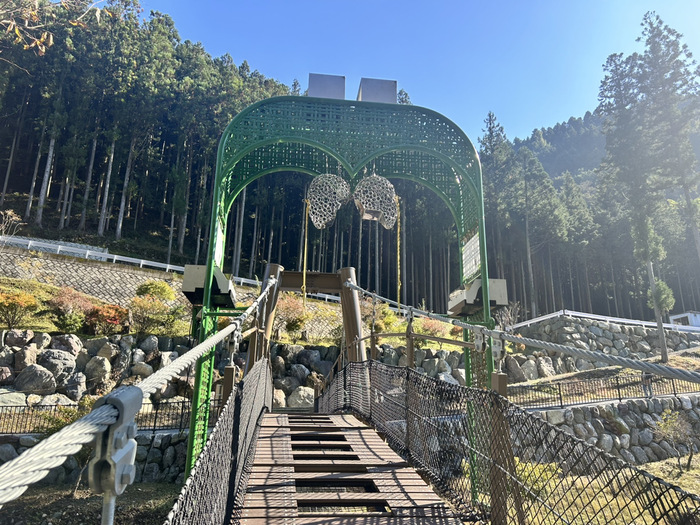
left=0, top=278, right=276, bottom=507
left=343, top=281, right=700, bottom=385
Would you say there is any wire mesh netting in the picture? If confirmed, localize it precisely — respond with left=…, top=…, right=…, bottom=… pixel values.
left=164, top=359, right=271, bottom=525
left=318, top=360, right=700, bottom=524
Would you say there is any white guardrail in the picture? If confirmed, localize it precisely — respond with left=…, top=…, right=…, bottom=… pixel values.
left=508, top=309, right=700, bottom=334
left=0, top=235, right=342, bottom=304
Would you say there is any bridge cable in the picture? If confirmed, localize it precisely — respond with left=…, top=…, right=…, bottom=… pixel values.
left=343, top=281, right=700, bottom=386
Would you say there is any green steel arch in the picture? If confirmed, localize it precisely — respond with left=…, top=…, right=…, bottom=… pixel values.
left=187, top=95, right=491, bottom=472
left=209, top=95, right=487, bottom=284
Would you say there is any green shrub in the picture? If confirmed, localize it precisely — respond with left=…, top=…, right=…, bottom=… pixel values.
left=48, top=287, right=95, bottom=333
left=135, top=280, right=175, bottom=302
left=275, top=293, right=311, bottom=343
left=0, top=291, right=39, bottom=329
left=514, top=457, right=561, bottom=500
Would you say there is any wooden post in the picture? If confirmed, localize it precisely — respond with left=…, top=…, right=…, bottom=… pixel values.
left=339, top=267, right=365, bottom=362
left=261, top=263, right=284, bottom=351
left=406, top=316, right=415, bottom=369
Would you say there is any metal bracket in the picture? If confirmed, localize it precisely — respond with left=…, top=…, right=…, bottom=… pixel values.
left=88, top=386, right=142, bottom=496
left=473, top=329, right=484, bottom=352
left=491, top=334, right=504, bottom=362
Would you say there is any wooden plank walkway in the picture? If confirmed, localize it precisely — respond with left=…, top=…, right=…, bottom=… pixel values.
left=238, top=413, right=461, bottom=524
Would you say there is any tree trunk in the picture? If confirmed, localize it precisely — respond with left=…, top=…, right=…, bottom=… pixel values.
left=267, top=206, right=275, bottom=265
left=1, top=126, right=20, bottom=208
left=375, top=221, right=380, bottom=293
left=167, top=199, right=175, bottom=264
left=682, top=185, right=700, bottom=269
left=647, top=259, right=669, bottom=362
left=524, top=194, right=537, bottom=317
left=97, top=139, right=116, bottom=237
left=65, top=172, right=76, bottom=228
left=25, top=124, right=46, bottom=220
left=429, top=234, right=433, bottom=311
left=58, top=168, right=73, bottom=230
left=79, top=134, right=98, bottom=231
left=177, top=143, right=193, bottom=254
left=248, top=205, right=259, bottom=279
left=115, top=136, right=137, bottom=240
left=34, top=133, right=57, bottom=228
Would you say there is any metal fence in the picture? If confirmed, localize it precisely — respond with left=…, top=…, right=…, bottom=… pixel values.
left=164, top=358, right=272, bottom=525
left=508, top=374, right=700, bottom=409
left=318, top=360, right=700, bottom=524
left=0, top=397, right=224, bottom=435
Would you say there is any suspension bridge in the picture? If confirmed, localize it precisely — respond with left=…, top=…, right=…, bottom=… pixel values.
left=2, top=87, right=700, bottom=524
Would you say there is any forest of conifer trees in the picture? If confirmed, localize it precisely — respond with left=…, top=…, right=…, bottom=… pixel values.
left=0, top=4, right=699, bottom=323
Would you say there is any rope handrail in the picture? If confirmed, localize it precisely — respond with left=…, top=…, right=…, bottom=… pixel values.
left=342, top=281, right=700, bottom=386
left=0, top=278, right=277, bottom=508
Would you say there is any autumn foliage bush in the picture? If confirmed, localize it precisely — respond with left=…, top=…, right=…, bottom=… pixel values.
left=85, top=304, right=128, bottom=335
left=48, top=287, right=95, bottom=333
left=0, top=291, right=39, bottom=329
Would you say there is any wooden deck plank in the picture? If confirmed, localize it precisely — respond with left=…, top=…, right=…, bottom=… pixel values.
left=237, top=413, right=459, bottom=525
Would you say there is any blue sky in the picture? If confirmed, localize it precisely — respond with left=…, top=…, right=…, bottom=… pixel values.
left=140, top=1, right=700, bottom=144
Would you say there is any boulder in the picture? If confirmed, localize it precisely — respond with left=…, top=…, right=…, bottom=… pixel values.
left=271, top=356, right=286, bottom=379
left=273, top=389, right=287, bottom=409
left=75, top=348, right=91, bottom=373
left=324, top=346, right=340, bottom=364
left=97, top=342, right=120, bottom=361
left=37, top=393, right=75, bottom=406
left=297, top=349, right=321, bottom=369
left=0, top=347, right=13, bottom=367
left=14, top=364, right=56, bottom=395
left=520, top=360, right=539, bottom=380
left=274, top=376, right=301, bottom=396
left=414, top=348, right=427, bottom=368
left=436, top=358, right=452, bottom=374
left=84, top=356, right=111, bottom=387
left=423, top=358, right=439, bottom=378
left=31, top=332, right=51, bottom=350
left=5, top=329, right=34, bottom=347
left=84, top=337, right=109, bottom=356
left=451, top=368, right=467, bottom=386
left=505, top=355, right=527, bottom=383
left=312, top=360, right=333, bottom=377
left=157, top=336, right=173, bottom=352
left=139, top=335, right=159, bottom=354
left=112, top=348, right=133, bottom=380
left=0, top=443, right=18, bottom=462
left=38, top=349, right=76, bottom=386
left=0, top=366, right=13, bottom=386
left=120, top=335, right=136, bottom=352
left=446, top=351, right=461, bottom=370
left=288, top=386, right=315, bottom=408
left=131, top=362, right=154, bottom=378
left=50, top=334, right=82, bottom=356
left=132, top=348, right=146, bottom=365
left=305, top=372, right=325, bottom=391
left=289, top=364, right=310, bottom=384
left=537, top=356, right=556, bottom=378
left=160, top=351, right=178, bottom=370
left=438, top=372, right=460, bottom=385
left=14, top=346, right=37, bottom=372
left=61, top=372, right=87, bottom=401
left=0, top=387, right=26, bottom=407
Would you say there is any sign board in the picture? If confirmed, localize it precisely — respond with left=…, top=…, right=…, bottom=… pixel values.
left=462, top=233, right=480, bottom=282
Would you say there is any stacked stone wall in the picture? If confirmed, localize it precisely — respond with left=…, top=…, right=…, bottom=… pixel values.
left=504, top=315, right=700, bottom=384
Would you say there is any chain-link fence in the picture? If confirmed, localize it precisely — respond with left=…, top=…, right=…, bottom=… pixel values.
left=0, top=398, right=225, bottom=435
left=508, top=374, right=700, bottom=409
left=164, top=358, right=271, bottom=525
left=319, top=360, right=700, bottom=524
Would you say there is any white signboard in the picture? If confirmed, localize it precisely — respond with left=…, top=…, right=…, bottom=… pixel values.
left=462, top=234, right=480, bottom=281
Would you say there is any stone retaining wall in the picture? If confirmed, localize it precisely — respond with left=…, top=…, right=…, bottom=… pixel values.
left=0, top=246, right=185, bottom=307
left=0, top=430, right=188, bottom=486
left=504, top=315, right=700, bottom=383
left=538, top=394, right=700, bottom=466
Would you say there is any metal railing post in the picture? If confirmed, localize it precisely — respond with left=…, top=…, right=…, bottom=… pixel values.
left=615, top=376, right=622, bottom=401
left=558, top=383, right=564, bottom=408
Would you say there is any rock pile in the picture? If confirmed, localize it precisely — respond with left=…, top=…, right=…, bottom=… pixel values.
left=0, top=329, right=193, bottom=408
left=268, top=342, right=468, bottom=410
